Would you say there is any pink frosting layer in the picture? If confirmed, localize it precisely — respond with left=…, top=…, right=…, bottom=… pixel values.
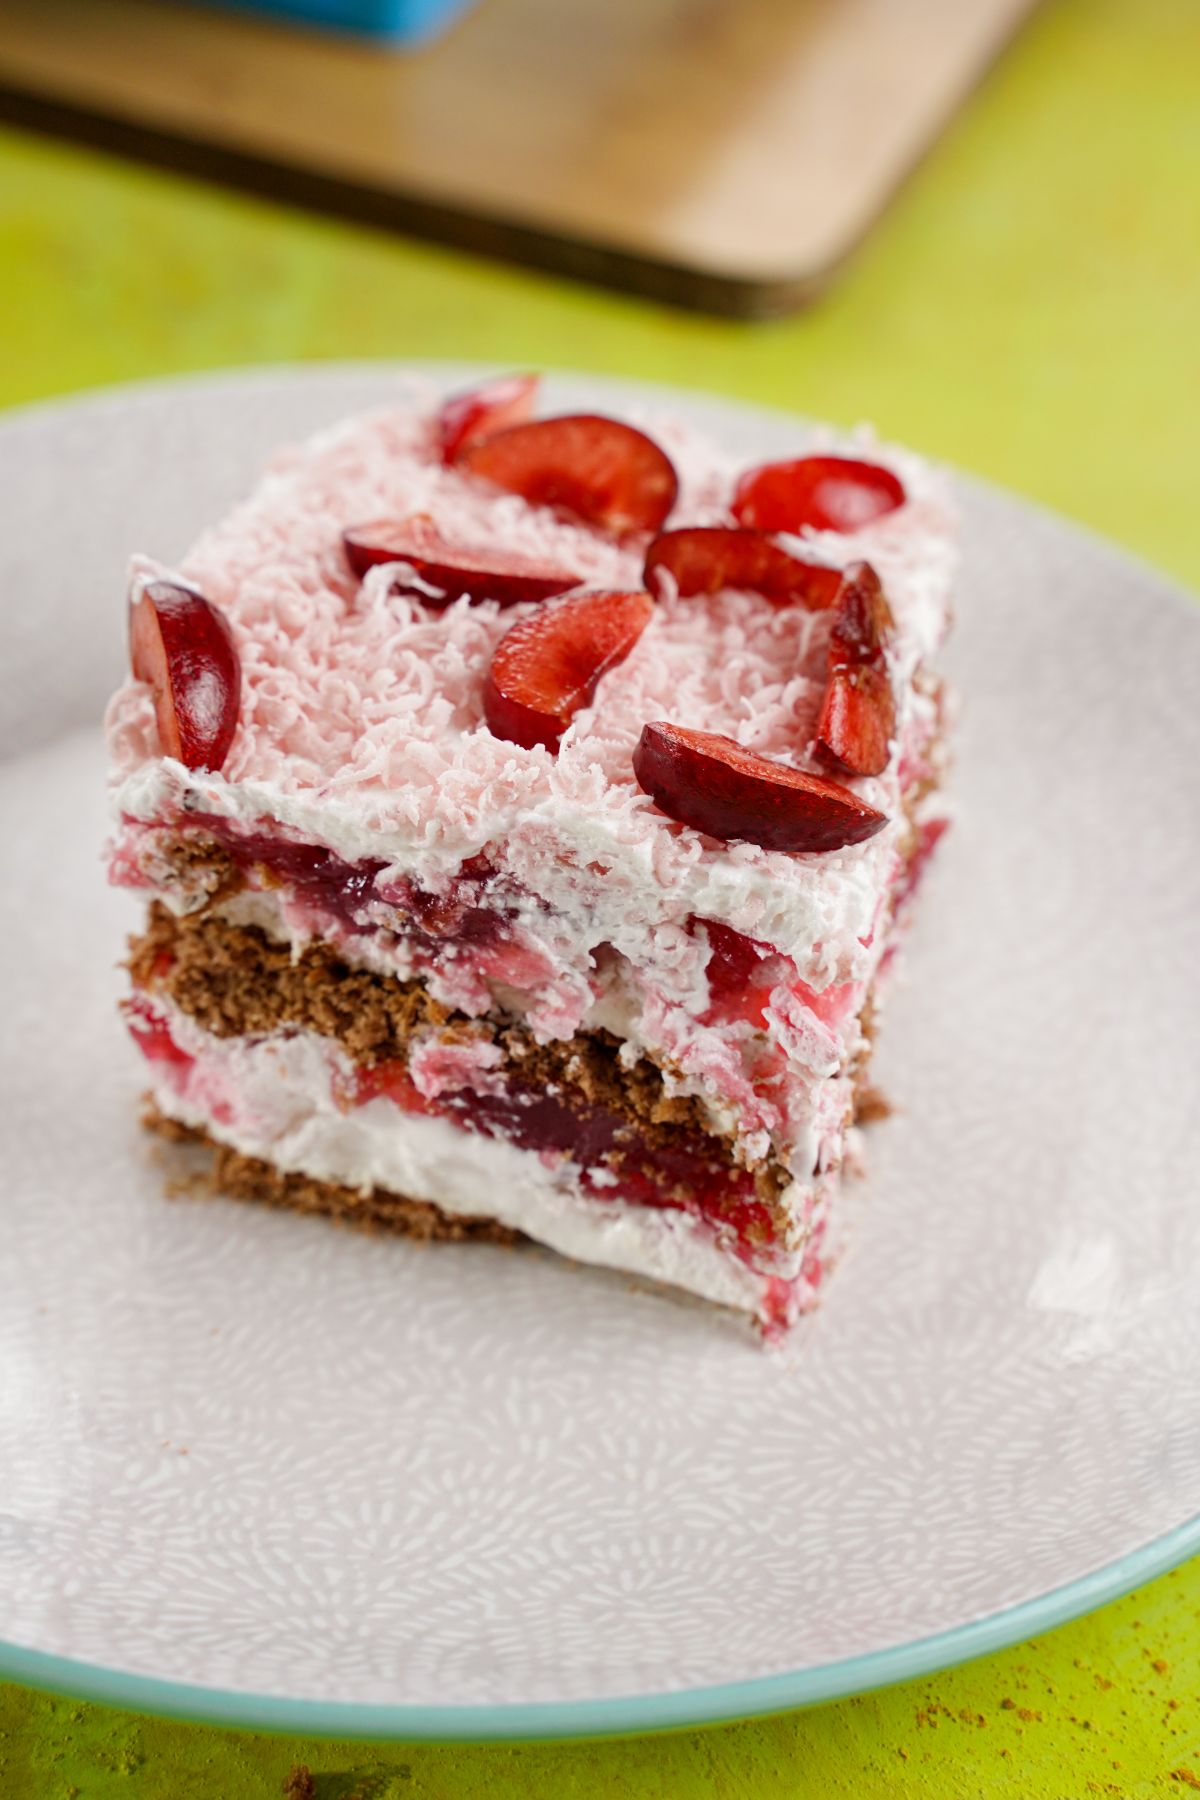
left=107, top=391, right=954, bottom=927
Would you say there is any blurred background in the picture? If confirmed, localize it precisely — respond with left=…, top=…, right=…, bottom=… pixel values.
left=1, top=0, right=1198, bottom=1794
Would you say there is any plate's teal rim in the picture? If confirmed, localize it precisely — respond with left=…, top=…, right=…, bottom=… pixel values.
left=2, top=1520, right=1196, bottom=1739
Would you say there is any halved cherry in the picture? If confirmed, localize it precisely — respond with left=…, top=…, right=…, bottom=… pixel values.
left=128, top=579, right=241, bottom=772
left=342, top=515, right=582, bottom=608
left=633, top=722, right=887, bottom=853
left=643, top=527, right=842, bottom=609
left=731, top=455, right=905, bottom=535
left=484, top=589, right=654, bottom=752
left=458, top=416, right=678, bottom=537
left=814, top=562, right=896, bottom=774
left=814, top=663, right=895, bottom=778
left=829, top=560, right=894, bottom=665
left=437, top=372, right=539, bottom=464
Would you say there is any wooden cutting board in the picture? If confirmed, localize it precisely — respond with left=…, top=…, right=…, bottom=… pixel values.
left=0, top=0, right=1038, bottom=316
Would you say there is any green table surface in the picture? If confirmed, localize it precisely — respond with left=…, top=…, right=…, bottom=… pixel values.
left=1, top=0, right=1197, bottom=1792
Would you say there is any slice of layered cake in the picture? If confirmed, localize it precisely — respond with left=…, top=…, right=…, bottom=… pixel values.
left=106, top=373, right=953, bottom=1332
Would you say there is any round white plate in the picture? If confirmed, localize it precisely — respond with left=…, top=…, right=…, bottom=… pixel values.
left=1, top=367, right=1197, bottom=1739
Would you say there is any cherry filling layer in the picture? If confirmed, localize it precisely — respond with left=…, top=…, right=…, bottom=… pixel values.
left=126, top=1001, right=782, bottom=1266
left=172, top=813, right=513, bottom=938
left=698, top=918, right=859, bottom=1032
left=117, top=815, right=562, bottom=1001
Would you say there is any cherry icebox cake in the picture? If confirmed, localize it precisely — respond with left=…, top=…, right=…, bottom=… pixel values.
left=106, top=374, right=953, bottom=1334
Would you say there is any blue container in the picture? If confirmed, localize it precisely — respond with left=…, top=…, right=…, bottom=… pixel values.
left=216, top=0, right=475, bottom=43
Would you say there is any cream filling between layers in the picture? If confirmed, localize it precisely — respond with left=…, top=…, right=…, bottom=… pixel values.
left=141, top=998, right=820, bottom=1316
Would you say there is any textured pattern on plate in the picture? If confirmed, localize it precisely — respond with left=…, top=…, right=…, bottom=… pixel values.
left=0, top=370, right=1198, bottom=1711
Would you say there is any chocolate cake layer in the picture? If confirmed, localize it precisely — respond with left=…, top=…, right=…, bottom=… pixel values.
left=132, top=902, right=737, bottom=1143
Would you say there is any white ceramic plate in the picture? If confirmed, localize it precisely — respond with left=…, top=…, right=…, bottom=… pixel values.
left=1, top=367, right=1197, bottom=1739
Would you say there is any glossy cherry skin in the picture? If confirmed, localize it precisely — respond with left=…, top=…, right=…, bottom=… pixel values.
left=644, top=527, right=842, bottom=609
left=459, top=415, right=679, bottom=537
left=437, top=371, right=539, bottom=463
left=484, top=589, right=654, bottom=752
left=633, top=721, right=887, bottom=853
left=731, top=455, right=905, bottom=535
left=343, top=516, right=581, bottom=607
left=128, top=579, right=241, bottom=772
